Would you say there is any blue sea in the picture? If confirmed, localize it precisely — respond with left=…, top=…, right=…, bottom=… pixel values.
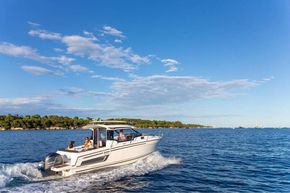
left=0, top=128, right=290, bottom=192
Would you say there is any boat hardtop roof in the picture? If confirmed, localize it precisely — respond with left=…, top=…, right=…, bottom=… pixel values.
left=83, top=120, right=135, bottom=130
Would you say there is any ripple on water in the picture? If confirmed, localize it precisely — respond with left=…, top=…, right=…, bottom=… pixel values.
left=1, top=128, right=290, bottom=192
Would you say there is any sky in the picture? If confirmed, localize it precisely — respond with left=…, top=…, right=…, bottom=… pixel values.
left=0, top=0, right=290, bottom=127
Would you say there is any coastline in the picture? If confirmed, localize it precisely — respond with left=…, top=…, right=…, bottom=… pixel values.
left=2, top=126, right=287, bottom=131
left=0, top=115, right=210, bottom=130
left=0, top=127, right=81, bottom=131
left=0, top=126, right=211, bottom=131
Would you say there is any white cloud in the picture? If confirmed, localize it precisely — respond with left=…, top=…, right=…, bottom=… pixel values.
left=56, top=75, right=261, bottom=113
left=54, top=48, right=64, bottom=52
left=28, top=29, right=62, bottom=40
left=59, top=87, right=113, bottom=97
left=41, top=75, right=263, bottom=119
left=161, top=58, right=180, bottom=73
left=69, top=64, right=89, bottom=72
left=114, top=39, right=122, bottom=43
left=2, top=27, right=177, bottom=75
left=0, top=42, right=49, bottom=63
left=91, top=75, right=124, bottom=81
left=61, top=34, right=149, bottom=71
left=0, top=42, right=87, bottom=74
left=262, top=76, right=275, bottom=82
left=21, top=65, right=62, bottom=76
left=166, top=66, right=178, bottom=72
left=0, top=43, right=87, bottom=74
left=110, top=75, right=259, bottom=106
left=51, top=75, right=266, bottom=117
left=0, top=74, right=265, bottom=118
left=58, top=87, right=84, bottom=96
left=0, top=42, right=74, bottom=67
left=26, top=27, right=150, bottom=72
left=161, top=59, right=179, bottom=66
left=102, top=25, right=125, bottom=38
left=83, top=31, right=97, bottom=41
left=0, top=94, right=103, bottom=116
left=95, top=46, right=136, bottom=72
left=87, top=91, right=114, bottom=97
left=130, top=53, right=150, bottom=64
left=61, top=34, right=134, bottom=71
left=27, top=21, right=40, bottom=27
left=62, top=35, right=102, bottom=57
left=53, top=55, right=75, bottom=65
left=0, top=96, right=47, bottom=106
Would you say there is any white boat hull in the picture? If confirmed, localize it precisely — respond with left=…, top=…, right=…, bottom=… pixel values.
left=53, top=137, right=160, bottom=176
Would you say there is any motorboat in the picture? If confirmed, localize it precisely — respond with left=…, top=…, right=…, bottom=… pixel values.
left=39, top=121, right=161, bottom=177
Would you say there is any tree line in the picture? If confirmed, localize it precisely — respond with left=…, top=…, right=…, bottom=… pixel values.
left=0, top=115, right=208, bottom=130
left=109, top=118, right=208, bottom=128
left=0, top=114, right=91, bottom=130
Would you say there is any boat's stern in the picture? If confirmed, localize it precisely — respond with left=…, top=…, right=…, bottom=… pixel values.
left=39, top=152, right=72, bottom=176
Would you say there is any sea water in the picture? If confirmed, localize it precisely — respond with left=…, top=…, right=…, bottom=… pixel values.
left=0, top=128, right=290, bottom=192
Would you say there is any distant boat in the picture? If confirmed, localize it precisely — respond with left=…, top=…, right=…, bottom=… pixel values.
left=254, top=121, right=263, bottom=129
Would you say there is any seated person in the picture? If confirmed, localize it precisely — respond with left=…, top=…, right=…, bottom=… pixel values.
left=67, top=141, right=75, bottom=150
left=83, top=137, right=92, bottom=150
left=118, top=130, right=126, bottom=142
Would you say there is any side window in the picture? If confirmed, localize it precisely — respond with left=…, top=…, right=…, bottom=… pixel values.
left=107, top=130, right=114, bottom=140
left=108, top=129, right=140, bottom=142
left=99, top=128, right=106, bottom=141
left=122, top=129, right=136, bottom=140
left=113, top=130, right=120, bottom=140
left=122, top=129, right=132, bottom=136
left=132, top=129, right=142, bottom=137
left=106, top=130, right=120, bottom=140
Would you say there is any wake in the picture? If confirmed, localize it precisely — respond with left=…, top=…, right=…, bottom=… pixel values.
left=0, top=152, right=181, bottom=193
left=0, top=162, right=42, bottom=188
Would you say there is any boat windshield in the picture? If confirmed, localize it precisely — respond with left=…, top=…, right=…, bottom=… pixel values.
left=107, top=128, right=142, bottom=141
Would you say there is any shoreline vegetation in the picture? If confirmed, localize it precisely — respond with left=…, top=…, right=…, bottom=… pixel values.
left=0, top=114, right=210, bottom=130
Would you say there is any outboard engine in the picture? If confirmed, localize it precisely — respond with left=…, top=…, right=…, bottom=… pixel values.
left=41, top=153, right=64, bottom=171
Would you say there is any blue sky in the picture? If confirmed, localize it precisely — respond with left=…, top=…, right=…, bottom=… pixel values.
left=0, top=0, right=290, bottom=127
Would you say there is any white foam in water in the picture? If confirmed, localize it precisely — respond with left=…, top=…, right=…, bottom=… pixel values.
left=0, top=162, right=43, bottom=188
left=0, top=174, right=12, bottom=189
left=1, top=152, right=181, bottom=193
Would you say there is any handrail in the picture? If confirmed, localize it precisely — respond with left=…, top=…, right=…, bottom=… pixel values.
left=91, top=120, right=128, bottom=124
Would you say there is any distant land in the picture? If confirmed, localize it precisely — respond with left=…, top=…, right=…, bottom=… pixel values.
left=0, top=114, right=210, bottom=130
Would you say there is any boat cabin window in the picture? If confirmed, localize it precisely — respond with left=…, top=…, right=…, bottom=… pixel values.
left=99, top=128, right=106, bottom=147
left=107, top=128, right=142, bottom=142
left=90, top=127, right=107, bottom=148
left=107, top=130, right=120, bottom=140
left=122, top=128, right=142, bottom=140
left=107, top=130, right=116, bottom=140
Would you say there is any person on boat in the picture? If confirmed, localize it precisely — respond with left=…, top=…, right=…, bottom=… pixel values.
left=83, top=137, right=91, bottom=150
left=67, top=141, right=75, bottom=150
left=118, top=130, right=126, bottom=142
